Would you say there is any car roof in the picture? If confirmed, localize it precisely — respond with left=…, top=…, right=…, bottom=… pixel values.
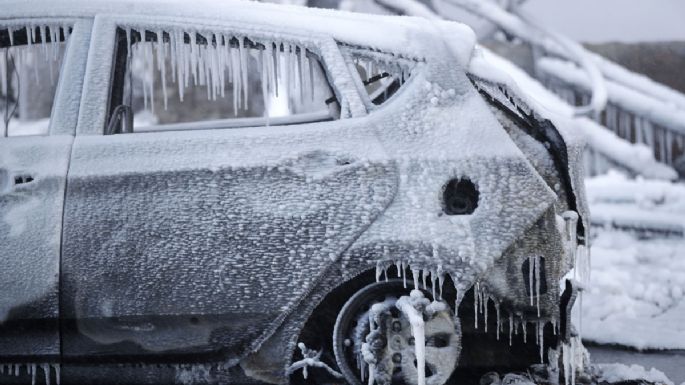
left=2, top=0, right=476, bottom=64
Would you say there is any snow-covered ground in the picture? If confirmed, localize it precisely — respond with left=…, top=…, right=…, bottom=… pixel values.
left=581, top=171, right=685, bottom=351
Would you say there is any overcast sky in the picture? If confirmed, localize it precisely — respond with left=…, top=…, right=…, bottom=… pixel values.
left=521, top=0, right=685, bottom=43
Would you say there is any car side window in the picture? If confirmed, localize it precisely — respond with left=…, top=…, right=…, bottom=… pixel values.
left=106, top=27, right=341, bottom=134
left=339, top=45, right=419, bottom=107
left=1, top=24, right=70, bottom=137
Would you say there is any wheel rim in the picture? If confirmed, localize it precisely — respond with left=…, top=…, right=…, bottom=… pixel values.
left=333, top=280, right=461, bottom=385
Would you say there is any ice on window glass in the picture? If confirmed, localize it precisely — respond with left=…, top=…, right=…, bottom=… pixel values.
left=113, top=28, right=339, bottom=133
left=0, top=25, right=69, bottom=137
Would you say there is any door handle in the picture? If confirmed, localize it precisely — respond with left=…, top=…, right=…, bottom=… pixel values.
left=0, top=169, right=35, bottom=193
left=13, top=174, right=34, bottom=185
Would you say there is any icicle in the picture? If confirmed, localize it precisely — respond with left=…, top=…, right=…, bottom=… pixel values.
left=438, top=273, right=444, bottom=299
left=31, top=364, right=36, bottom=385
left=412, top=268, right=419, bottom=290
left=290, top=43, right=298, bottom=107
left=522, top=320, right=527, bottom=343
left=156, top=30, right=168, bottom=110
left=535, top=256, right=541, bottom=317
left=207, top=35, right=217, bottom=100
left=375, top=261, right=381, bottom=283
left=40, top=25, right=48, bottom=56
left=42, top=364, right=50, bottom=385
left=402, top=262, right=407, bottom=288
left=53, top=364, right=60, bottom=385
left=308, top=55, right=315, bottom=102
left=216, top=35, right=225, bottom=98
left=13, top=363, right=19, bottom=376
left=50, top=25, right=59, bottom=60
left=508, top=313, right=513, bottom=346
left=430, top=273, right=436, bottom=300
left=147, top=40, right=155, bottom=115
left=495, top=302, right=500, bottom=340
left=239, top=37, right=248, bottom=110
left=298, top=45, right=306, bottom=105
left=283, top=43, right=291, bottom=107
left=231, top=42, right=240, bottom=116
left=421, top=270, right=427, bottom=290
left=169, top=31, right=178, bottom=95
left=202, top=44, right=210, bottom=99
left=395, top=261, right=402, bottom=278
left=473, top=282, right=479, bottom=328
left=538, top=320, right=544, bottom=363
left=258, top=45, right=267, bottom=100
left=139, top=41, right=148, bottom=111
left=189, top=31, right=198, bottom=85
left=483, top=295, right=489, bottom=333
left=272, top=43, right=279, bottom=97
left=1, top=48, right=7, bottom=98
left=529, top=256, right=535, bottom=306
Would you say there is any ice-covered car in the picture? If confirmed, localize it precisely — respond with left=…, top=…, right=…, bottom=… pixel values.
left=0, top=1, right=590, bottom=384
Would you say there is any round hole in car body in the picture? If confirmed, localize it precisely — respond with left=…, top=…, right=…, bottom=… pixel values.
left=442, top=178, right=479, bottom=215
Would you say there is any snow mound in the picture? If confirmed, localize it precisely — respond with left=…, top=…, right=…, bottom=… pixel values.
left=594, top=363, right=673, bottom=385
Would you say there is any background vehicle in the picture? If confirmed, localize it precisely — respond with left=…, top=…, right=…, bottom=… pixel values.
left=0, top=1, right=588, bottom=384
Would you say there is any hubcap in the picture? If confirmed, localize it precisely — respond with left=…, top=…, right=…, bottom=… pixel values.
left=333, top=280, right=461, bottom=385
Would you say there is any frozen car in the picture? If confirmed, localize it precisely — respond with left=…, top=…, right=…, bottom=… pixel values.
left=0, top=0, right=589, bottom=384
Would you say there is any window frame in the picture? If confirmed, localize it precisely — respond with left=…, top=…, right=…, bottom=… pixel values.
left=0, top=17, right=88, bottom=137
left=77, top=14, right=366, bottom=136
left=339, top=44, right=423, bottom=113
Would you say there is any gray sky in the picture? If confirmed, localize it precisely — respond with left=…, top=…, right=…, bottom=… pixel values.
left=522, top=0, right=685, bottom=43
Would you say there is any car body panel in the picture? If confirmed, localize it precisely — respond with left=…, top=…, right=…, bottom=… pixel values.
left=0, top=135, right=72, bottom=359
left=61, top=119, right=398, bottom=359
left=0, top=2, right=589, bottom=383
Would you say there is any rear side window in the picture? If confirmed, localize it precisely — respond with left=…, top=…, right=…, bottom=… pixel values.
left=106, top=27, right=341, bottom=134
left=1, top=24, right=70, bottom=137
left=340, top=45, right=418, bottom=107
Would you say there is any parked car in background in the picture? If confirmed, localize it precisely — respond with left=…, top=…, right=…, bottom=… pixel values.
left=0, top=1, right=589, bottom=384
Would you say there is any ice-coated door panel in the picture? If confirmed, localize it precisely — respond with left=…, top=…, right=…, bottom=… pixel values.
left=61, top=121, right=395, bottom=360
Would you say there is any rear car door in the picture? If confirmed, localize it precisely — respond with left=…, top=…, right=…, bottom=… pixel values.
left=0, top=18, right=89, bottom=364
left=61, top=15, right=396, bottom=362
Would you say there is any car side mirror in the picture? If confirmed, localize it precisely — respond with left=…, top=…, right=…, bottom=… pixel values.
left=105, top=105, right=133, bottom=135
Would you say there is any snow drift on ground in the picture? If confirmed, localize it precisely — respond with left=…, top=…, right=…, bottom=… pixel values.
left=581, top=171, right=685, bottom=350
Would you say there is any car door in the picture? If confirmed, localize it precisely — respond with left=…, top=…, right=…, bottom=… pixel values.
left=60, top=15, right=397, bottom=362
left=0, top=18, right=89, bottom=363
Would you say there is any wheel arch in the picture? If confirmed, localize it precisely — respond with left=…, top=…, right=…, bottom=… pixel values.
left=240, top=261, right=378, bottom=384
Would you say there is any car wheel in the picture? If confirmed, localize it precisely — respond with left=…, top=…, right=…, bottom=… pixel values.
left=332, top=279, right=461, bottom=385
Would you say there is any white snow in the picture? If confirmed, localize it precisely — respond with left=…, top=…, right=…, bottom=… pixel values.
left=595, top=363, right=674, bottom=385
left=1, top=0, right=477, bottom=69
left=581, top=172, right=685, bottom=350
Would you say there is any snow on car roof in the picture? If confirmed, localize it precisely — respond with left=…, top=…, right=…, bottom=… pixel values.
left=1, top=0, right=476, bottom=65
